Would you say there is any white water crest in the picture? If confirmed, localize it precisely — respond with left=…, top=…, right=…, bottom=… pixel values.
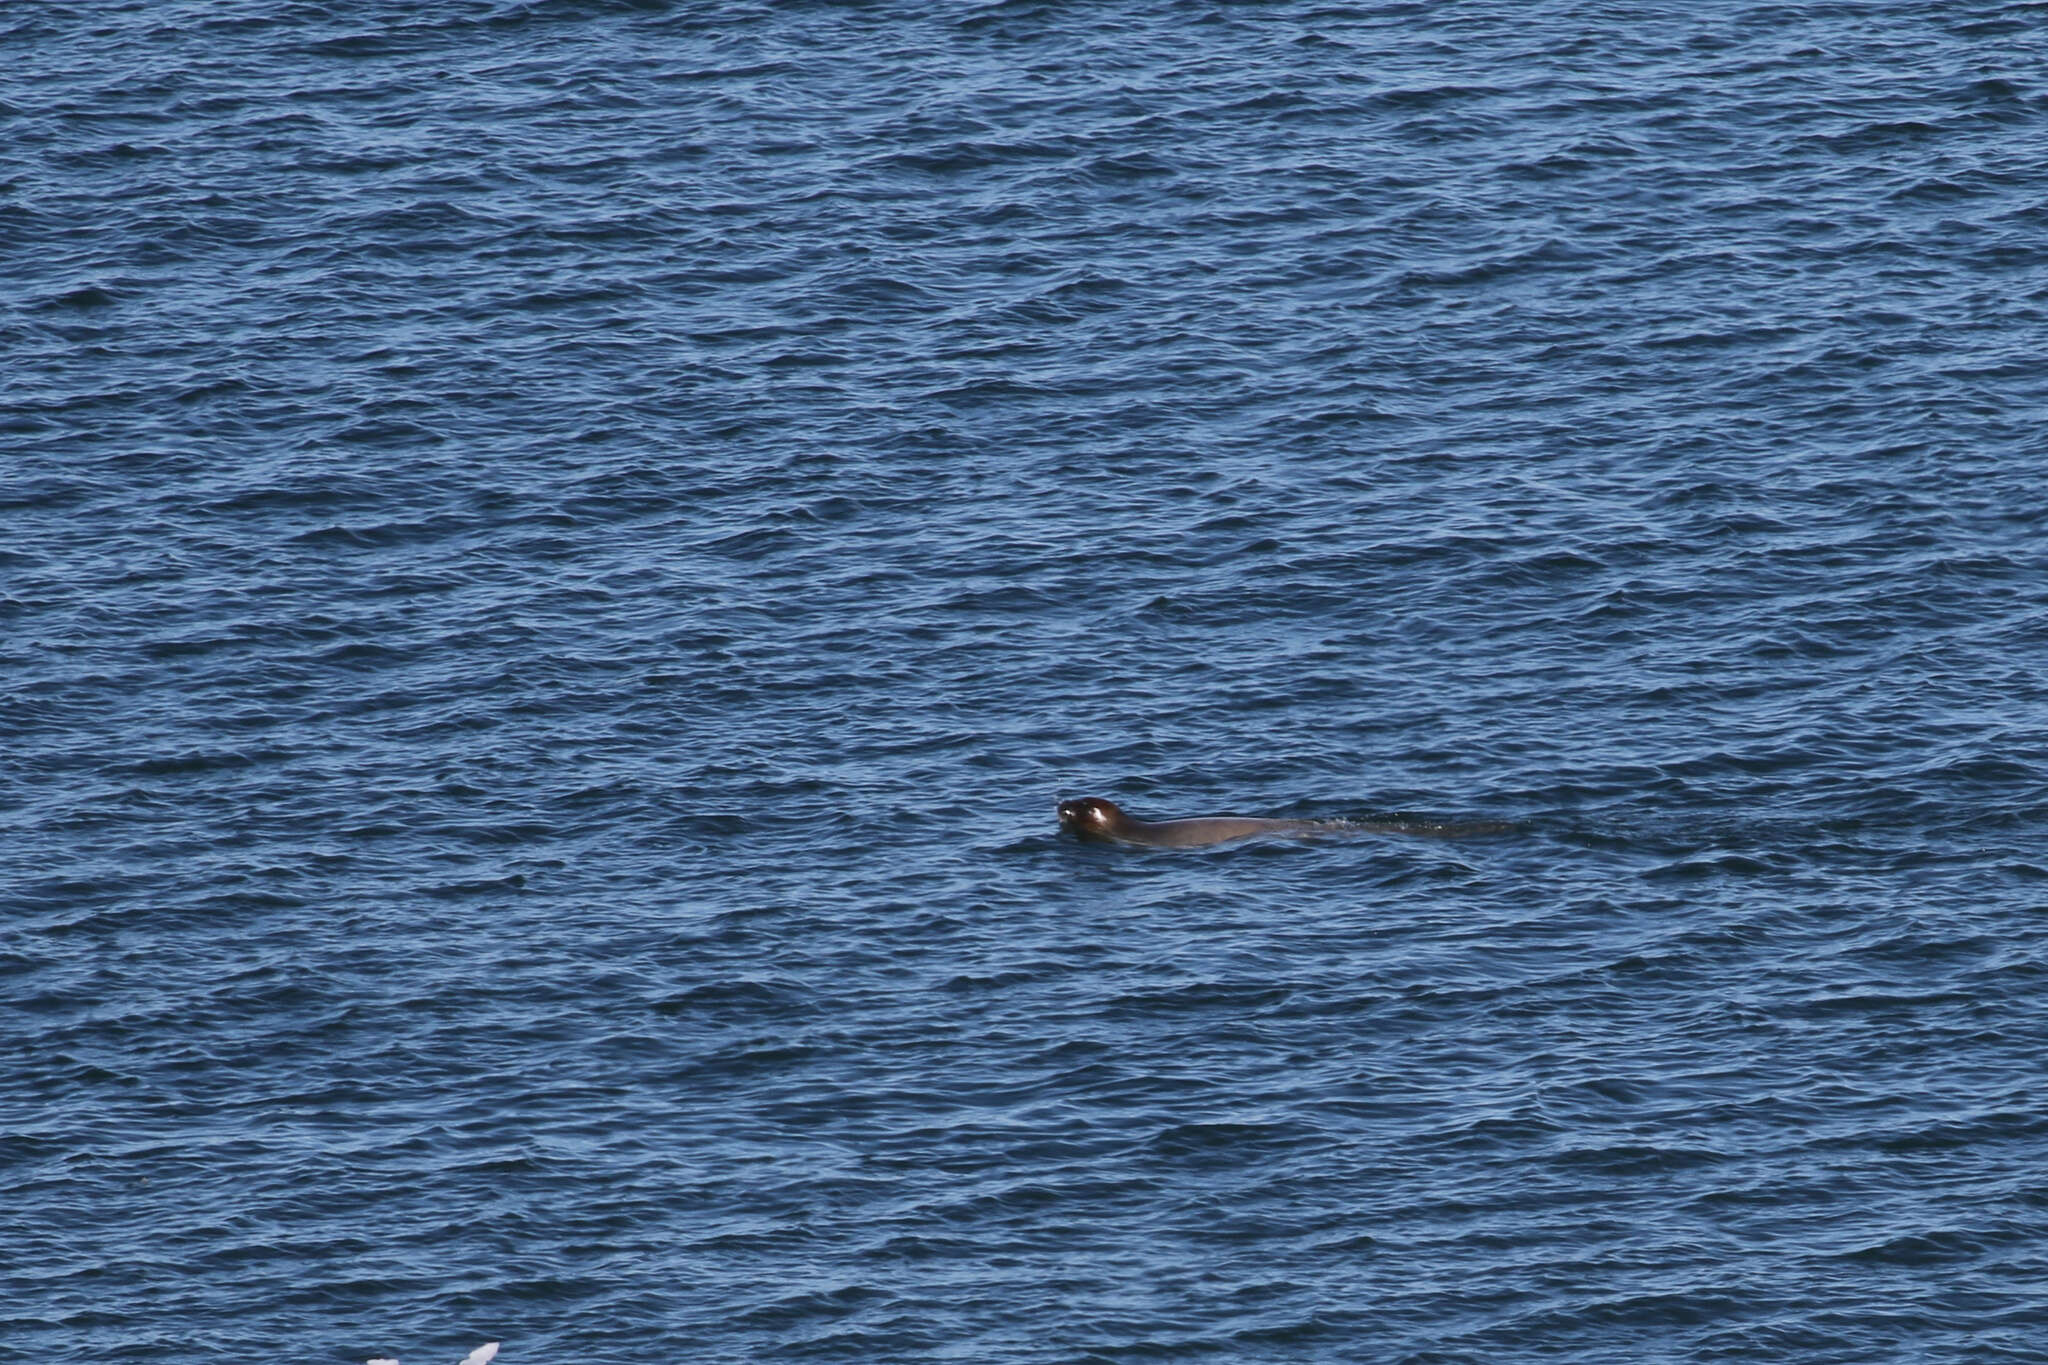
left=368, top=1344, right=499, bottom=1365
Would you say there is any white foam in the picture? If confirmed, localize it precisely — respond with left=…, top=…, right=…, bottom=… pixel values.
left=366, top=1344, right=499, bottom=1365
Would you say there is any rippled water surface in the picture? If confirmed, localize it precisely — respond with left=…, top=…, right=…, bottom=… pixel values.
left=7, top=2, right=2048, bottom=1361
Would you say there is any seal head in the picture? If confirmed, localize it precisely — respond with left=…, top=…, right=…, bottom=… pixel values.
left=1058, top=797, right=1124, bottom=840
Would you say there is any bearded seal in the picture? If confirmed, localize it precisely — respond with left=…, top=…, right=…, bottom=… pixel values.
left=1057, top=796, right=1335, bottom=849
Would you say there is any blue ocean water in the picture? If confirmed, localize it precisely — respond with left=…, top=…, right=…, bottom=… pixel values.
left=5, top=1, right=2048, bottom=1360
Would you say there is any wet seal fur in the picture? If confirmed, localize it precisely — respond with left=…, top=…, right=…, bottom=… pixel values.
left=1057, top=796, right=1510, bottom=848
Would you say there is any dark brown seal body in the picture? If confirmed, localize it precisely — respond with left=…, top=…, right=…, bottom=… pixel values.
left=1057, top=797, right=1329, bottom=849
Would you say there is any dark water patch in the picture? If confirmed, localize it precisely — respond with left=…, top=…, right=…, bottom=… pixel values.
left=32, top=283, right=120, bottom=311
left=651, top=980, right=814, bottom=1022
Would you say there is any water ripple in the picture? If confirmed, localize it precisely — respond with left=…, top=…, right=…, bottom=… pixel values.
left=6, top=2, right=2048, bottom=1362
